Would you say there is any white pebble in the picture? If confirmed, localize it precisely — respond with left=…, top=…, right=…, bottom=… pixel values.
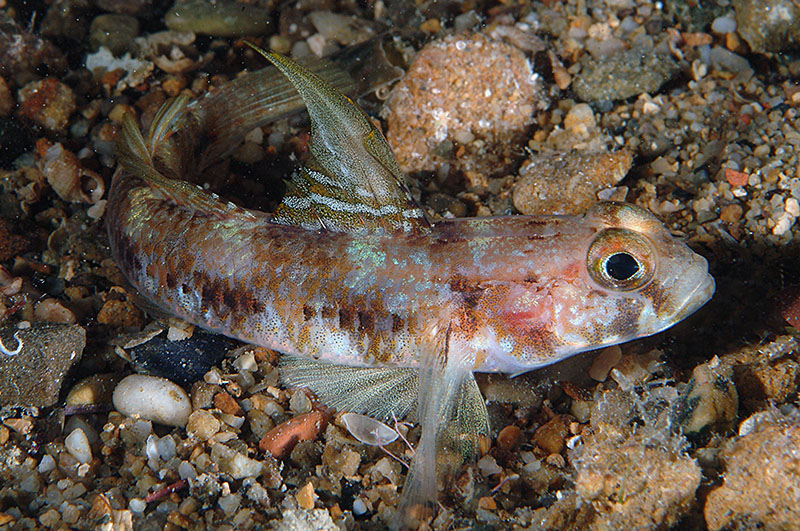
left=786, top=197, right=800, bottom=217
left=157, top=435, right=177, bottom=460
left=38, top=454, right=56, bottom=474
left=289, top=390, right=312, bottom=414
left=352, top=498, right=368, bottom=516
left=218, top=493, right=242, bottom=516
left=711, top=15, right=737, bottom=34
left=129, top=498, right=146, bottom=513
left=178, top=460, right=197, bottom=480
left=113, top=375, right=192, bottom=428
left=65, top=428, right=92, bottom=464
left=211, top=443, right=264, bottom=479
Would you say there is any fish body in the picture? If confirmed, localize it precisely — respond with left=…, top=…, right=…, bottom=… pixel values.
left=108, top=48, right=714, bottom=526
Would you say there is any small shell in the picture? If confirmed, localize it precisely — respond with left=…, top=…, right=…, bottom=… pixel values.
left=341, top=412, right=399, bottom=446
left=37, top=141, right=105, bottom=204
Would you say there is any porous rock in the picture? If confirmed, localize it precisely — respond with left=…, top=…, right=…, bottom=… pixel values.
left=383, top=33, right=548, bottom=181
left=704, top=417, right=800, bottom=530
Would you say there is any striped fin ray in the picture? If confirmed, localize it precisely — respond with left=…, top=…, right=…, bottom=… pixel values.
left=247, top=44, right=430, bottom=234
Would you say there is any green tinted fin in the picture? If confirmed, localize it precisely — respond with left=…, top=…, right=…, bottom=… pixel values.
left=279, top=355, right=418, bottom=421
left=246, top=44, right=430, bottom=234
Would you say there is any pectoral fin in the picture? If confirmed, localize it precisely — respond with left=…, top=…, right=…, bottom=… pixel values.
left=393, top=324, right=489, bottom=529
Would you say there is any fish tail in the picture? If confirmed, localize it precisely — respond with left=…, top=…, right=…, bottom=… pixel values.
left=114, top=100, right=246, bottom=218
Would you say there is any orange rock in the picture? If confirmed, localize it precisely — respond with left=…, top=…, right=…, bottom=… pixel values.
left=214, top=391, right=243, bottom=416
left=682, top=32, right=713, bottom=47
left=477, top=496, right=497, bottom=510
left=532, top=415, right=571, bottom=455
left=725, top=168, right=749, bottom=187
left=97, top=299, right=144, bottom=329
left=496, top=425, right=522, bottom=452
left=259, top=409, right=329, bottom=458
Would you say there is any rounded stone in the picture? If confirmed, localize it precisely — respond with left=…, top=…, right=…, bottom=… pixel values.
left=64, top=428, right=92, bottom=464
left=113, top=374, right=192, bottom=428
left=89, top=15, right=140, bottom=56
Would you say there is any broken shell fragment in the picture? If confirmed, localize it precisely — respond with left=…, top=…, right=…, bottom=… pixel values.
left=36, top=141, right=105, bottom=204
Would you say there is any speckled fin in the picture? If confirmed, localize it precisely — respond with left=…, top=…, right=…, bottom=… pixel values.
left=248, top=44, right=430, bottom=234
left=279, top=355, right=418, bottom=421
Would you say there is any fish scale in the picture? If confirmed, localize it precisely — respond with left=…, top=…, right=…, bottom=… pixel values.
left=107, top=46, right=714, bottom=528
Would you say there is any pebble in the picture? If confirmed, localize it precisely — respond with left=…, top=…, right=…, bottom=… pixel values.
left=308, top=11, right=374, bottom=47
left=708, top=46, right=753, bottom=77
left=259, top=410, right=330, bottom=458
left=513, top=150, right=632, bottom=215
left=64, top=428, right=92, bottom=464
left=673, top=357, right=738, bottom=436
left=273, top=508, right=339, bottom=531
left=112, top=374, right=192, bottom=428
left=295, top=481, right=316, bottom=510
left=66, top=374, right=118, bottom=406
left=588, top=345, right=622, bottom=382
left=36, top=141, right=105, bottom=204
left=573, top=47, right=680, bottom=103
left=211, top=443, right=265, bottom=479
left=128, top=328, right=237, bottom=386
left=0, top=323, right=86, bottom=407
left=496, top=425, right=522, bottom=452
left=214, top=391, right=243, bottom=416
left=733, top=0, right=800, bottom=52
left=165, top=0, right=273, bottom=37
left=89, top=15, right=140, bottom=56
left=33, top=298, right=77, bottom=324
left=0, top=75, right=13, bottom=117
left=17, top=78, right=76, bottom=131
left=288, top=389, right=312, bottom=414
left=711, top=15, right=737, bottom=34
left=95, top=0, right=152, bottom=16
left=532, top=415, right=570, bottom=454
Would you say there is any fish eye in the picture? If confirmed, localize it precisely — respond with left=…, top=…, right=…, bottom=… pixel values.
left=587, top=228, right=656, bottom=291
left=605, top=252, right=640, bottom=281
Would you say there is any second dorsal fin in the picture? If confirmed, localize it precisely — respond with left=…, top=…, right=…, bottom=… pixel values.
left=248, top=45, right=430, bottom=234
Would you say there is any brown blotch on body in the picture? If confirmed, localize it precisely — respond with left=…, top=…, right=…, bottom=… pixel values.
left=448, top=274, right=484, bottom=309
left=392, top=314, right=405, bottom=333
left=303, top=305, right=316, bottom=321
left=338, top=306, right=355, bottom=330
left=358, top=310, right=375, bottom=334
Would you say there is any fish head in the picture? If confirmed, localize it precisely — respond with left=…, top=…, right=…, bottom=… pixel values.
left=469, top=202, right=714, bottom=372
left=572, top=201, right=714, bottom=341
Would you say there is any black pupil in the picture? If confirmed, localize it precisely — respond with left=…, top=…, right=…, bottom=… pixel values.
left=606, top=253, right=640, bottom=281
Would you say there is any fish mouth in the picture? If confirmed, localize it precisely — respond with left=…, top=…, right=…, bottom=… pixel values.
left=673, top=273, right=715, bottom=322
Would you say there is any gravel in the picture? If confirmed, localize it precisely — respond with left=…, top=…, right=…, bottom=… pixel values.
left=2, top=0, right=800, bottom=528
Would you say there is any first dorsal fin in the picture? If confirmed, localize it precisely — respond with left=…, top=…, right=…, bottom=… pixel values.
left=247, top=44, right=430, bottom=234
